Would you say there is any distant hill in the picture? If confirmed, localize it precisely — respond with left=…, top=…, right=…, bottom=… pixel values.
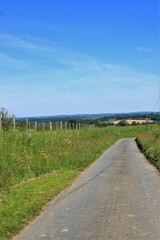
left=17, top=112, right=159, bottom=125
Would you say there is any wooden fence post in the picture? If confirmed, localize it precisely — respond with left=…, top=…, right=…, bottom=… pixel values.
left=13, top=115, right=16, bottom=131
left=50, top=122, right=52, bottom=131
left=35, top=122, right=37, bottom=131
left=0, top=114, right=2, bottom=131
left=60, top=121, right=63, bottom=130
left=26, top=119, right=29, bottom=132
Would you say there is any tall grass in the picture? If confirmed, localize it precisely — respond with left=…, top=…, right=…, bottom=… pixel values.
left=0, top=128, right=119, bottom=191
left=136, top=127, right=160, bottom=170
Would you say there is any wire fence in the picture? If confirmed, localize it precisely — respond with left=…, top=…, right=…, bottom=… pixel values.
left=0, top=114, right=95, bottom=132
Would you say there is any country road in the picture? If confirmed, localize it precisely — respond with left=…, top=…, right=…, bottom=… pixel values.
left=13, top=138, right=160, bottom=240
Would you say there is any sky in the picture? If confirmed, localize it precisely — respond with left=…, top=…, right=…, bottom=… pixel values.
left=0, top=0, right=159, bottom=117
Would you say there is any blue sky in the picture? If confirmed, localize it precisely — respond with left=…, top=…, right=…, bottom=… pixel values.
left=0, top=0, right=159, bottom=117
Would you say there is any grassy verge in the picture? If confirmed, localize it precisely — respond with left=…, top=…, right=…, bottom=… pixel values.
left=0, top=170, right=78, bottom=240
left=136, top=129, right=160, bottom=170
left=0, top=125, right=151, bottom=239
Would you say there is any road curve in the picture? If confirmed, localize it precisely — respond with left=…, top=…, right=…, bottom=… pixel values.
left=13, top=138, right=160, bottom=240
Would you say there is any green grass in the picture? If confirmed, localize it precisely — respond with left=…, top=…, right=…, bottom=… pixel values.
left=136, top=126, right=160, bottom=170
left=0, top=128, right=119, bottom=191
left=108, top=123, right=151, bottom=137
left=0, top=125, right=151, bottom=239
left=0, top=170, right=78, bottom=240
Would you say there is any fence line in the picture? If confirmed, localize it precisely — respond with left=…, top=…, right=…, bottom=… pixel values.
left=0, top=115, right=96, bottom=132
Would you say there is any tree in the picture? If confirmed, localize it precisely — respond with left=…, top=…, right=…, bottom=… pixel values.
left=117, top=120, right=128, bottom=126
left=68, top=118, right=78, bottom=129
left=0, top=107, right=10, bottom=130
left=131, top=121, right=137, bottom=125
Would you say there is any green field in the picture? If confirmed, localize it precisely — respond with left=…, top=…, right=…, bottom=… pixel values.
left=0, top=125, right=157, bottom=240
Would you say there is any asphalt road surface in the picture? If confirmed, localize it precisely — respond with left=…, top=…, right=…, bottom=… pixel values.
left=13, top=138, right=160, bottom=240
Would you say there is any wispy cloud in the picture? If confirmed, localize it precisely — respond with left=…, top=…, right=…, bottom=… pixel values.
left=0, top=34, right=50, bottom=52
left=0, top=52, right=28, bottom=69
left=0, top=33, right=159, bottom=116
left=24, top=19, right=58, bottom=31
left=136, top=47, right=154, bottom=53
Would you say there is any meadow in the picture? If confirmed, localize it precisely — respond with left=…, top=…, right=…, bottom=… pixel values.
left=0, top=127, right=117, bottom=191
left=0, top=124, right=157, bottom=240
